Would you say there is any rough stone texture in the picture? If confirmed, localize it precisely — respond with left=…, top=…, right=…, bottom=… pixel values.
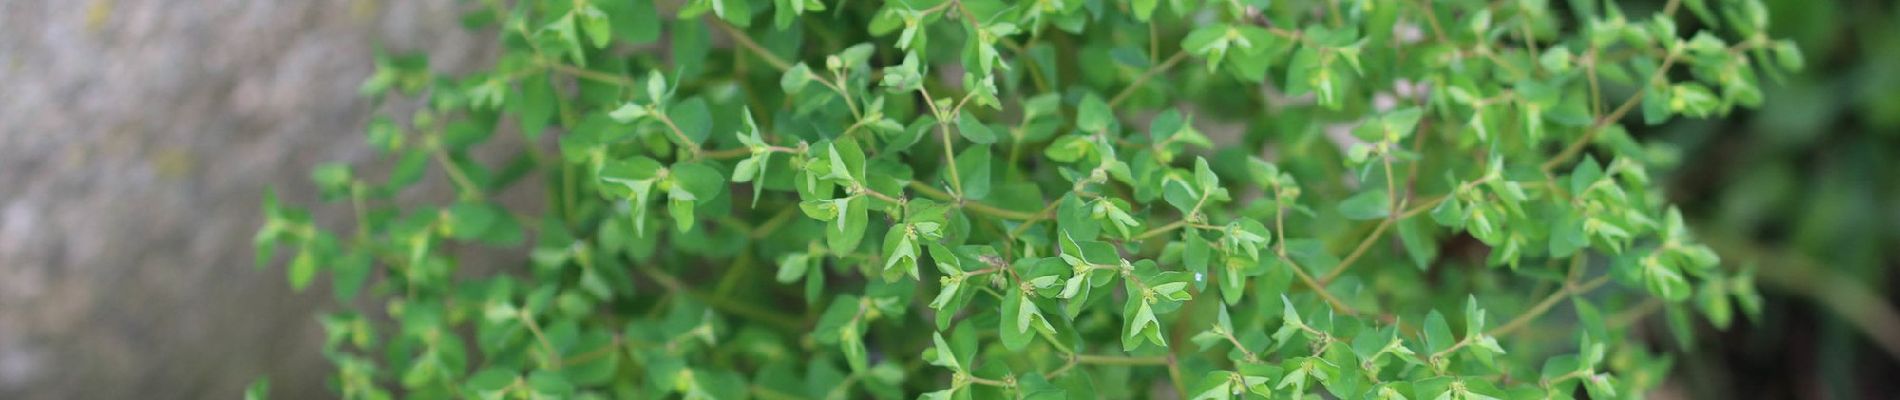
left=0, top=1, right=488, bottom=398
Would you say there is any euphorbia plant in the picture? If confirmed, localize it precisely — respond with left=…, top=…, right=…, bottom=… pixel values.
left=254, top=0, right=1799, bottom=398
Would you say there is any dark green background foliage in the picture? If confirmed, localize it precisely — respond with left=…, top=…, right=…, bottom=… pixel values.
left=249, top=0, right=1886, bottom=398
left=1640, top=0, right=1900, bottom=397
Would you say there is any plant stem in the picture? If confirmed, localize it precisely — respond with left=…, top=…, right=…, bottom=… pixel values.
left=1135, top=220, right=1188, bottom=241
left=433, top=149, right=483, bottom=200
left=635, top=264, right=806, bottom=331
left=650, top=112, right=701, bottom=157
left=558, top=335, right=623, bottom=368
left=544, top=62, right=636, bottom=86
left=906, top=181, right=1041, bottom=220
left=1543, top=47, right=1680, bottom=172
left=518, top=311, right=563, bottom=365
left=707, top=18, right=792, bottom=71
left=1280, top=254, right=1360, bottom=316
left=1109, top=51, right=1189, bottom=107
left=1321, top=217, right=1392, bottom=284
left=1074, top=353, right=1171, bottom=365
left=1003, top=201, right=1061, bottom=240
left=938, top=123, right=963, bottom=196
left=1488, top=274, right=1612, bottom=337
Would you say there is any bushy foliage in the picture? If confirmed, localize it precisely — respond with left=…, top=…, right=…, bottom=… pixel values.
left=253, top=0, right=1802, bottom=398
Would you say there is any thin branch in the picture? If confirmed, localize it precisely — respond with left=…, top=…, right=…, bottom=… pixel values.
left=558, top=335, right=623, bottom=367
left=1320, top=218, right=1392, bottom=284
left=1004, top=201, right=1062, bottom=240
left=1109, top=51, right=1190, bottom=107
left=707, top=18, right=793, bottom=71
left=1135, top=220, right=1188, bottom=241
left=545, top=62, right=636, bottom=86
left=518, top=311, right=563, bottom=365
left=635, top=264, right=806, bottom=331
left=1075, top=353, right=1171, bottom=365
left=1488, top=275, right=1612, bottom=337
left=1543, top=47, right=1681, bottom=172
left=1280, top=254, right=1361, bottom=316
left=938, top=122, right=964, bottom=196
left=1165, top=355, right=1187, bottom=399
left=651, top=111, right=701, bottom=157
left=433, top=149, right=482, bottom=200
left=906, top=181, right=1042, bottom=220
left=856, top=186, right=906, bottom=204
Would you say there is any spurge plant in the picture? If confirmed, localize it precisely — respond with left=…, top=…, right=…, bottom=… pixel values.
left=254, top=0, right=1800, bottom=398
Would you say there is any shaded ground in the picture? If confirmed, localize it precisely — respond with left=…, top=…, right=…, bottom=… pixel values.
left=0, top=1, right=487, bottom=398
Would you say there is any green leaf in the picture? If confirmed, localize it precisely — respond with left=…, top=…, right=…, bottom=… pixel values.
left=1058, top=195, right=1100, bottom=242
left=332, top=251, right=371, bottom=300
left=881, top=227, right=918, bottom=281
left=579, top=5, right=612, bottom=48
left=465, top=369, right=517, bottom=398
left=1076, top=93, right=1113, bottom=133
left=1669, top=83, right=1721, bottom=118
left=1339, top=189, right=1390, bottom=220
left=603, top=0, right=661, bottom=44
left=828, top=139, right=868, bottom=184
left=445, top=202, right=502, bottom=241
left=287, top=247, right=318, bottom=291
left=1395, top=216, right=1438, bottom=270
left=1430, top=196, right=1464, bottom=228
left=245, top=377, right=270, bottom=400
left=1423, top=310, right=1454, bottom=354
left=513, top=75, right=556, bottom=139
left=527, top=370, right=575, bottom=398
left=670, top=162, right=726, bottom=202
left=1044, top=135, right=1092, bottom=163
left=776, top=252, right=810, bottom=283
left=1149, top=109, right=1188, bottom=143
left=1643, top=256, right=1691, bottom=302
left=827, top=196, right=869, bottom=252
left=1125, top=299, right=1165, bottom=349
left=781, top=63, right=812, bottom=94
left=1183, top=231, right=1211, bottom=275
left=703, top=0, right=752, bottom=26
left=667, top=97, right=713, bottom=146
left=1219, top=257, right=1249, bottom=305
left=952, top=145, right=993, bottom=200
left=665, top=162, right=724, bottom=232
left=842, top=326, right=868, bottom=372
left=956, top=112, right=999, bottom=144
left=925, top=331, right=963, bottom=371
left=1641, top=84, right=1672, bottom=125
left=1272, top=296, right=1304, bottom=346
left=1131, top=0, right=1158, bottom=21
left=1548, top=209, right=1588, bottom=258
left=1773, top=40, right=1804, bottom=71
left=1697, top=277, right=1734, bottom=329
left=670, top=20, right=709, bottom=80
left=543, top=13, right=586, bottom=66
left=310, top=162, right=352, bottom=196
left=1183, top=25, right=1230, bottom=71
left=999, top=288, right=1037, bottom=350
left=1193, top=157, right=1221, bottom=194
left=1189, top=371, right=1233, bottom=400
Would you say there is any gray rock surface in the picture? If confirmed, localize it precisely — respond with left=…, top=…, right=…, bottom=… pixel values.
left=0, top=1, right=489, bottom=398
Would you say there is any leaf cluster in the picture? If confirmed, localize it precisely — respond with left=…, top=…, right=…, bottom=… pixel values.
left=255, top=0, right=1797, bottom=398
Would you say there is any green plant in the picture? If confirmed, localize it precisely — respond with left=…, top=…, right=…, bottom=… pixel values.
left=253, top=0, right=1800, bottom=398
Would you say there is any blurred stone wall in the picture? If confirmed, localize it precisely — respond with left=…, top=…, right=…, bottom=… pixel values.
left=0, top=1, right=489, bottom=398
